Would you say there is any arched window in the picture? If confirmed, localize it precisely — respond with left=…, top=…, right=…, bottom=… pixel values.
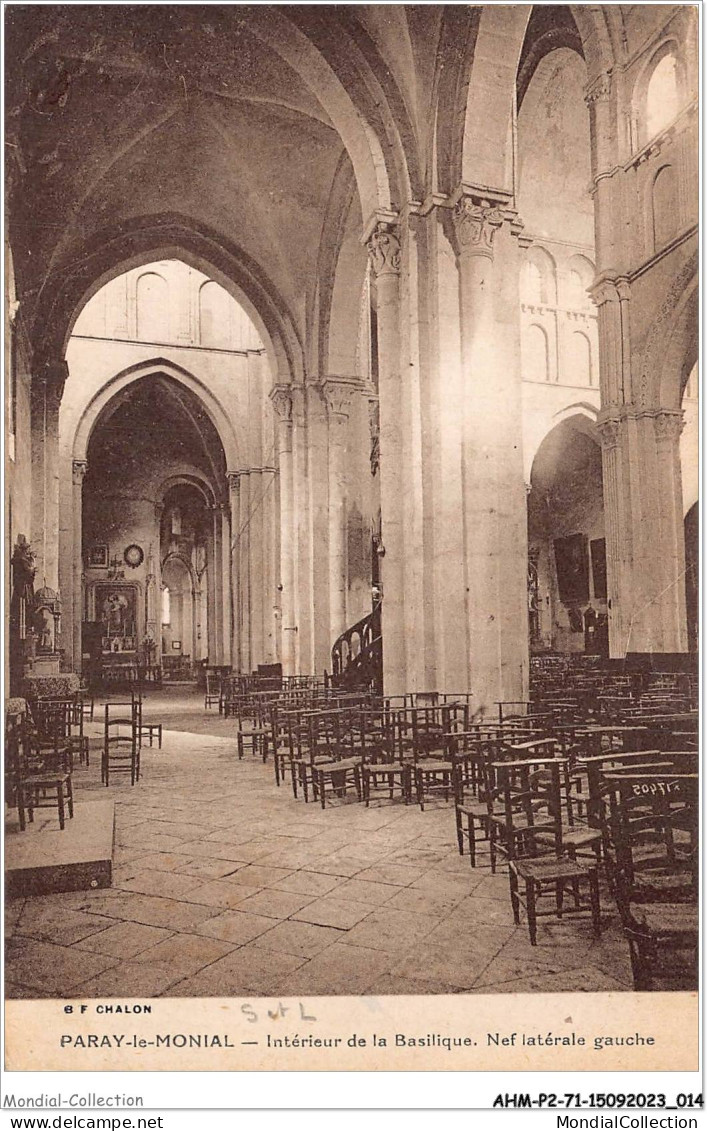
left=199, top=280, right=231, bottom=348
left=524, top=324, right=550, bottom=383
left=523, top=246, right=557, bottom=306
left=136, top=272, right=169, bottom=341
left=161, top=586, right=171, bottom=626
left=566, top=254, right=595, bottom=309
left=652, top=164, right=679, bottom=250
left=646, top=51, right=680, bottom=140
left=170, top=506, right=182, bottom=536
left=571, top=331, right=593, bottom=386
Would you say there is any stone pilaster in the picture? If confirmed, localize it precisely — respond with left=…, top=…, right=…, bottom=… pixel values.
left=322, top=376, right=361, bottom=643
left=452, top=193, right=528, bottom=715
left=366, top=219, right=406, bottom=696
left=270, top=384, right=296, bottom=675
left=70, top=459, right=87, bottom=671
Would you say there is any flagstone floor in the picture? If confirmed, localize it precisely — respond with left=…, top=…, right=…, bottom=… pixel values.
left=5, top=688, right=637, bottom=1000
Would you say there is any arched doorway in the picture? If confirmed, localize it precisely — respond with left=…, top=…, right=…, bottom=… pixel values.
left=527, top=417, right=607, bottom=655
left=79, top=372, right=227, bottom=685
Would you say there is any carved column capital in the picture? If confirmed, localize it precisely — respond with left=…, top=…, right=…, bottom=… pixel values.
left=452, top=195, right=504, bottom=259
left=34, top=358, right=69, bottom=406
left=597, top=415, right=622, bottom=451
left=366, top=222, right=401, bottom=277
left=72, top=459, right=88, bottom=486
left=584, top=72, right=612, bottom=106
left=269, top=384, right=293, bottom=422
left=322, top=376, right=361, bottom=421
left=654, top=410, right=684, bottom=445
left=226, top=472, right=241, bottom=494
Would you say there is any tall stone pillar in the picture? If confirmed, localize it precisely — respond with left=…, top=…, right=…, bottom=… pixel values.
left=219, top=501, right=232, bottom=667
left=453, top=195, right=529, bottom=715
left=260, top=465, right=277, bottom=663
left=237, top=471, right=251, bottom=673
left=270, top=385, right=296, bottom=675
left=366, top=220, right=406, bottom=696
left=291, top=387, right=312, bottom=673
left=322, top=377, right=360, bottom=644
left=227, top=473, right=241, bottom=670
left=71, top=459, right=88, bottom=672
left=210, top=504, right=223, bottom=666
left=31, top=362, right=66, bottom=590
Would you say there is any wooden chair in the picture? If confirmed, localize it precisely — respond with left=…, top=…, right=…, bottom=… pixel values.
left=102, top=701, right=140, bottom=786
left=306, top=710, right=362, bottom=809
left=133, top=693, right=163, bottom=749
left=8, top=717, right=74, bottom=831
left=204, top=670, right=222, bottom=710
left=495, top=759, right=602, bottom=945
left=360, top=707, right=410, bottom=806
left=605, top=771, right=698, bottom=989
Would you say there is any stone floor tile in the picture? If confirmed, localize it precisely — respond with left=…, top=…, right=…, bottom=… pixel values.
left=252, top=920, right=344, bottom=958
left=5, top=937, right=118, bottom=993
left=115, top=868, right=205, bottom=900
left=447, top=895, right=518, bottom=927
left=192, top=910, right=277, bottom=945
left=385, top=887, right=462, bottom=919
left=306, top=853, right=374, bottom=878
left=168, top=946, right=306, bottom=997
left=232, top=889, right=315, bottom=920
left=355, top=862, right=427, bottom=887
left=275, top=943, right=392, bottom=996
left=410, top=870, right=486, bottom=898
left=271, top=871, right=343, bottom=897
left=174, top=858, right=244, bottom=880
left=121, top=851, right=197, bottom=873
left=330, top=877, right=403, bottom=907
left=75, top=962, right=186, bottom=998
left=344, top=907, right=440, bottom=953
left=130, top=932, right=237, bottom=978
left=173, top=841, right=252, bottom=863
left=474, top=966, right=632, bottom=995
left=229, top=864, right=294, bottom=888
left=291, top=897, right=374, bottom=930
left=182, top=880, right=263, bottom=908
left=14, top=906, right=118, bottom=947
left=65, top=892, right=220, bottom=932
left=71, top=921, right=173, bottom=958
left=366, top=973, right=464, bottom=996
left=472, top=951, right=568, bottom=989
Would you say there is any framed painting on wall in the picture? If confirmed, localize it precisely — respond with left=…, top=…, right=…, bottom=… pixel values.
left=86, top=544, right=108, bottom=568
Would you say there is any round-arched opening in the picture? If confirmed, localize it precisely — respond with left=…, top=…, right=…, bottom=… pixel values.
left=527, top=417, right=606, bottom=655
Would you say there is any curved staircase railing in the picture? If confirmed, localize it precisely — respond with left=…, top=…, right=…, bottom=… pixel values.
left=331, top=603, right=382, bottom=693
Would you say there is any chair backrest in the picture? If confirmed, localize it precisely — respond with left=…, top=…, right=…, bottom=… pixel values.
left=605, top=771, right=698, bottom=898
left=492, top=757, right=564, bottom=857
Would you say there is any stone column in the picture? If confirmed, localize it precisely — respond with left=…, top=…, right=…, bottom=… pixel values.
left=366, top=220, right=406, bottom=696
left=453, top=195, right=529, bottom=715
left=260, top=464, right=278, bottom=664
left=219, top=501, right=232, bottom=667
left=597, top=414, right=628, bottom=655
left=236, top=471, right=251, bottom=673
left=322, top=377, right=360, bottom=644
left=291, top=386, right=312, bottom=673
left=271, top=385, right=296, bottom=675
left=71, top=459, right=88, bottom=672
left=210, top=504, right=223, bottom=666
left=31, top=362, right=67, bottom=590
left=628, top=409, right=688, bottom=653
left=153, top=502, right=164, bottom=666
left=227, top=473, right=241, bottom=670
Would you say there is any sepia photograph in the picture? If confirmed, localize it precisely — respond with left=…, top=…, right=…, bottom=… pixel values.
left=3, top=1, right=699, bottom=1075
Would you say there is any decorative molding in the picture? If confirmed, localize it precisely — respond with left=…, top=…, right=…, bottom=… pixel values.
left=452, top=195, right=504, bottom=259
left=584, top=72, right=612, bottom=105
left=638, top=248, right=698, bottom=406
left=72, top=459, right=88, bottom=485
left=226, top=472, right=240, bottom=493
left=366, top=222, right=401, bottom=277
left=269, top=384, right=293, bottom=422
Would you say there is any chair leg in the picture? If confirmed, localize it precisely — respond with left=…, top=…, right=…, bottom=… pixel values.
left=589, top=870, right=601, bottom=938
left=455, top=810, right=464, bottom=855
left=57, top=783, right=65, bottom=831
left=555, top=879, right=564, bottom=919
left=509, top=866, right=521, bottom=925
left=526, top=879, right=538, bottom=945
